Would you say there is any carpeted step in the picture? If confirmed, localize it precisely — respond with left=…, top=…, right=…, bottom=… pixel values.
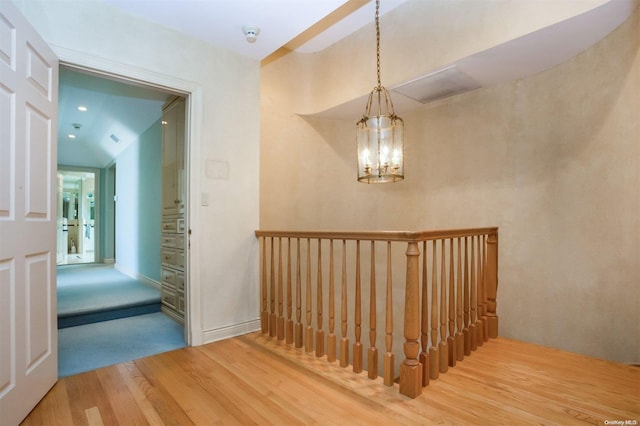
left=58, top=303, right=161, bottom=328
left=57, top=264, right=162, bottom=329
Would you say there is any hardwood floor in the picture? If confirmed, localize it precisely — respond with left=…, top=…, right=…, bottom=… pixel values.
left=22, top=332, right=639, bottom=425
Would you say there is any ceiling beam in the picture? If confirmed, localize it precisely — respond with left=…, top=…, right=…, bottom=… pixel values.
left=262, top=0, right=371, bottom=66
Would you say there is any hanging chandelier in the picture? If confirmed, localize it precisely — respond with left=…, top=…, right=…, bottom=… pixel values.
left=356, top=0, right=404, bottom=183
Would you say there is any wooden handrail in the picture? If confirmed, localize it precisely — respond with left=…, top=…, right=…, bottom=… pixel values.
left=256, top=227, right=499, bottom=399
left=255, top=227, right=498, bottom=242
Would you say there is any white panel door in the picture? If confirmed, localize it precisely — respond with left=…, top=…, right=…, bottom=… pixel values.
left=0, top=2, right=59, bottom=425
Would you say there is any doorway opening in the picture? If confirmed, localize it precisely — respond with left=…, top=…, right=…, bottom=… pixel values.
left=57, top=168, right=99, bottom=265
left=56, top=63, right=192, bottom=375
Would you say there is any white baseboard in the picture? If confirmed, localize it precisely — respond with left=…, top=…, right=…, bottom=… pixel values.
left=202, top=319, right=261, bottom=344
left=103, top=258, right=115, bottom=264
left=114, top=264, right=161, bottom=289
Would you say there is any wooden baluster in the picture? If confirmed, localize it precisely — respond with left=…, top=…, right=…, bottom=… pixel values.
left=286, top=238, right=293, bottom=345
left=447, top=238, right=456, bottom=367
left=260, top=237, right=268, bottom=334
left=463, top=237, right=471, bottom=356
left=470, top=236, right=478, bottom=351
left=277, top=238, right=285, bottom=341
left=475, top=235, right=484, bottom=347
left=419, top=241, right=429, bottom=386
left=340, top=240, right=349, bottom=367
left=305, top=238, right=314, bottom=353
left=316, top=239, right=324, bottom=357
left=368, top=241, right=378, bottom=379
left=270, top=237, right=276, bottom=337
left=429, top=240, right=439, bottom=380
left=383, top=241, right=394, bottom=386
left=486, top=232, right=499, bottom=338
left=399, top=241, right=422, bottom=398
left=481, top=235, right=489, bottom=342
left=439, top=239, right=448, bottom=373
left=295, top=238, right=303, bottom=348
left=327, top=239, right=336, bottom=362
left=353, top=240, right=363, bottom=373
left=455, top=238, right=464, bottom=361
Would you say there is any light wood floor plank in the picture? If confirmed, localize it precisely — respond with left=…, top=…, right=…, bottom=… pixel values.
left=94, top=365, right=149, bottom=426
left=22, top=333, right=639, bottom=425
left=115, top=362, right=165, bottom=425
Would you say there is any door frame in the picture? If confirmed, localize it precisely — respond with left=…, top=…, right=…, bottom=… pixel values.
left=54, top=47, right=203, bottom=346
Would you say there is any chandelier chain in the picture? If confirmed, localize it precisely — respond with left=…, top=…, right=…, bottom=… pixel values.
left=375, top=0, right=381, bottom=89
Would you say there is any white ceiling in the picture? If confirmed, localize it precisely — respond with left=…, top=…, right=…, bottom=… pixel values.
left=99, top=0, right=409, bottom=61
left=58, top=67, right=173, bottom=168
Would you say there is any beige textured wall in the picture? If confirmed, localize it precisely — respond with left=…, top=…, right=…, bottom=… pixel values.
left=260, top=5, right=639, bottom=363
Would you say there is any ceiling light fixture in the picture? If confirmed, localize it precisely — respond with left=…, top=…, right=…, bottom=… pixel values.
left=356, top=0, right=404, bottom=184
left=77, top=106, right=87, bottom=112
left=68, top=134, right=76, bottom=139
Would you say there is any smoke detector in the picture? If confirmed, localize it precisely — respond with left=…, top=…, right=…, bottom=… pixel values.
left=242, top=25, right=260, bottom=43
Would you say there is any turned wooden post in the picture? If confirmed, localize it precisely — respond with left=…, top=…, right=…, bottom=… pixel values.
left=384, top=241, right=394, bottom=386
left=475, top=236, right=483, bottom=347
left=277, top=238, right=285, bottom=341
left=463, top=237, right=471, bottom=356
left=295, top=238, right=303, bottom=348
left=261, top=237, right=268, bottom=334
left=270, top=238, right=276, bottom=337
left=316, top=239, right=324, bottom=357
left=286, top=238, right=293, bottom=345
left=368, top=241, right=378, bottom=379
left=305, top=238, right=314, bottom=353
left=400, top=241, right=422, bottom=398
left=353, top=240, right=363, bottom=373
left=419, top=241, right=429, bottom=386
left=455, top=238, right=464, bottom=361
left=439, top=239, right=448, bottom=373
left=429, top=240, right=439, bottom=380
left=486, top=232, right=499, bottom=338
left=447, top=239, right=456, bottom=367
left=481, top=235, right=489, bottom=342
left=327, top=239, right=336, bottom=362
left=470, top=236, right=477, bottom=351
left=340, top=240, right=349, bottom=368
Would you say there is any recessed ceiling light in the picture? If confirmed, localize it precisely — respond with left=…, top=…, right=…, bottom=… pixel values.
left=78, top=106, right=87, bottom=112
left=68, top=134, right=76, bottom=139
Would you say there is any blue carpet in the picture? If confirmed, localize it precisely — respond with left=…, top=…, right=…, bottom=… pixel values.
left=58, top=312, right=186, bottom=377
left=57, top=264, right=161, bottom=328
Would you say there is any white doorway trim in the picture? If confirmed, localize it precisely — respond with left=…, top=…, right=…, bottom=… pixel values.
left=52, top=45, right=203, bottom=346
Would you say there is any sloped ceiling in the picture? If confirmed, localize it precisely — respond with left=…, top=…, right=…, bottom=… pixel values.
left=57, top=68, right=174, bottom=168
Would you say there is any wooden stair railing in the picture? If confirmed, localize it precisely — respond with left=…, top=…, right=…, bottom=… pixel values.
left=255, top=228, right=499, bottom=399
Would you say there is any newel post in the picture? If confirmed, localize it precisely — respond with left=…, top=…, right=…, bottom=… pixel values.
left=400, top=241, right=423, bottom=398
left=486, top=232, right=499, bottom=338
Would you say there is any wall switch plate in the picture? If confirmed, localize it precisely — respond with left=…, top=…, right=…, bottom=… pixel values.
left=201, top=192, right=209, bottom=206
